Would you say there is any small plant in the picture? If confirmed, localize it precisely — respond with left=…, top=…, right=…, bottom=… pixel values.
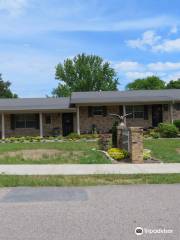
left=173, top=120, right=180, bottom=131
left=158, top=123, right=179, bottom=138
left=143, top=149, right=152, bottom=160
left=107, top=148, right=129, bottom=161
left=98, top=134, right=111, bottom=151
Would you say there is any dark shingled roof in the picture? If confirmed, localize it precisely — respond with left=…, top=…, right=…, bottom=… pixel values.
left=0, top=90, right=179, bottom=111
left=0, top=97, right=74, bottom=111
left=71, top=90, right=180, bottom=104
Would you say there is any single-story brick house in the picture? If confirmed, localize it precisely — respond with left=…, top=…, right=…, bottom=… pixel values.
left=0, top=89, right=180, bottom=138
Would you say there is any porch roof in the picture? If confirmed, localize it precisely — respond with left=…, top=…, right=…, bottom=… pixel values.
left=71, top=89, right=180, bottom=104
left=0, top=97, right=75, bottom=112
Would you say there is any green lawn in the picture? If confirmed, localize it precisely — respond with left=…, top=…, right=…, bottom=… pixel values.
left=144, top=139, right=180, bottom=163
left=0, top=141, right=110, bottom=164
left=0, top=174, right=180, bottom=186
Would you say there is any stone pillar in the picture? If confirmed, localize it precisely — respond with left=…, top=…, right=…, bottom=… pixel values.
left=129, top=127, right=144, bottom=164
left=117, top=123, right=126, bottom=149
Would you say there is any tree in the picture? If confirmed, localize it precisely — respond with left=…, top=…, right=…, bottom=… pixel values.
left=126, top=76, right=166, bottom=90
left=52, top=53, right=119, bottom=97
left=166, top=79, right=180, bottom=89
left=0, top=74, right=18, bottom=98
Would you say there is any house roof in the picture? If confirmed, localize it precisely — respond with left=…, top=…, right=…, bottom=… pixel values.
left=0, top=89, right=179, bottom=112
left=0, top=97, right=74, bottom=112
left=71, top=89, right=180, bottom=104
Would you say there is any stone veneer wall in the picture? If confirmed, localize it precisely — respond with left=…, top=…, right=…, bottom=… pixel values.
left=173, top=102, right=180, bottom=120
left=79, top=105, right=153, bottom=133
left=79, top=104, right=173, bottom=133
left=2, top=113, right=62, bottom=138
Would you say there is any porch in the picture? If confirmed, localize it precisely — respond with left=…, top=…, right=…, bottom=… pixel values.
left=0, top=111, right=77, bottom=139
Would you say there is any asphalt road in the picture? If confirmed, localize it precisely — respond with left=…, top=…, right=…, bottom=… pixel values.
left=0, top=185, right=179, bottom=240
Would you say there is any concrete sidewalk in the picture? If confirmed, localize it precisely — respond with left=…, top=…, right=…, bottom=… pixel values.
left=0, top=163, right=180, bottom=175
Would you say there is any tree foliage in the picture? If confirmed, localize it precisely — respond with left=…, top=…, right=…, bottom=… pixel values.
left=0, top=74, right=18, bottom=98
left=126, top=76, right=166, bottom=90
left=166, top=79, right=180, bottom=89
left=52, top=53, right=119, bottom=97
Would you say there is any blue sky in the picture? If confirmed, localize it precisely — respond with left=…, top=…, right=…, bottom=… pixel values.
left=0, top=0, right=180, bottom=97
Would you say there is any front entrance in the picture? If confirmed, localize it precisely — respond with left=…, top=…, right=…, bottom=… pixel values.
left=62, top=113, right=74, bottom=136
left=152, top=104, right=163, bottom=127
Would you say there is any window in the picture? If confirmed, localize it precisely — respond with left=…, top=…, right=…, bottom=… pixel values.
left=134, top=106, right=144, bottom=118
left=126, top=106, right=133, bottom=118
left=174, top=103, right=180, bottom=110
left=92, top=106, right=104, bottom=115
left=45, top=114, right=51, bottom=124
left=126, top=105, right=144, bottom=119
left=88, top=106, right=107, bottom=117
left=15, top=114, right=37, bottom=128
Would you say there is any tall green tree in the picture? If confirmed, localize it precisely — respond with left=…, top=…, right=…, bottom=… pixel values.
left=0, top=74, right=18, bottom=98
left=166, top=79, right=180, bottom=89
left=52, top=53, right=119, bottom=97
left=126, top=76, right=166, bottom=90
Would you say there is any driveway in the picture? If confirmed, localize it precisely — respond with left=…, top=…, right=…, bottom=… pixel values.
left=0, top=185, right=179, bottom=240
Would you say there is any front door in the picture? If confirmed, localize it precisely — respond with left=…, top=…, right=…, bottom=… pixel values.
left=152, top=104, right=163, bottom=127
left=62, top=113, right=74, bottom=136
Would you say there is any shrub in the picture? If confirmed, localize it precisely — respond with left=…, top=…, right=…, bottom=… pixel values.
left=65, top=132, right=81, bottom=140
left=98, top=134, right=111, bottom=151
left=143, top=149, right=152, bottom=160
left=173, top=120, right=180, bottom=131
left=107, top=148, right=129, bottom=161
left=158, top=123, right=179, bottom=138
left=149, top=129, right=160, bottom=139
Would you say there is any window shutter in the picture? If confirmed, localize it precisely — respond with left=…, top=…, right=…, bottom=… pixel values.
left=88, top=107, right=93, bottom=117
left=10, top=114, right=15, bottom=130
left=119, top=106, right=123, bottom=116
left=144, top=105, right=149, bottom=120
left=35, top=114, right=40, bottom=129
left=102, top=106, right=107, bottom=117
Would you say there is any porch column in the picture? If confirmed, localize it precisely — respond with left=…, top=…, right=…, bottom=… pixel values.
left=123, top=105, right=126, bottom=126
left=76, top=106, right=80, bottom=135
left=1, top=113, right=5, bottom=139
left=170, top=103, right=174, bottom=124
left=39, top=112, right=43, bottom=138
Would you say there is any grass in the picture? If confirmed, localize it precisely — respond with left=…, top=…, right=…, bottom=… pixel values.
left=144, top=138, right=180, bottom=163
left=0, top=174, right=180, bottom=186
left=0, top=141, right=110, bottom=164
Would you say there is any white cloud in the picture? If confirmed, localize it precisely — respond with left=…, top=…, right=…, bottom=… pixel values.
left=127, top=30, right=161, bottom=50
left=170, top=26, right=178, bottom=34
left=0, top=0, right=28, bottom=16
left=114, top=61, right=143, bottom=71
left=125, top=71, right=154, bottom=80
left=127, top=29, right=180, bottom=52
left=163, top=72, right=180, bottom=82
left=114, top=60, right=180, bottom=83
left=148, top=62, right=180, bottom=71
left=153, top=38, right=180, bottom=52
